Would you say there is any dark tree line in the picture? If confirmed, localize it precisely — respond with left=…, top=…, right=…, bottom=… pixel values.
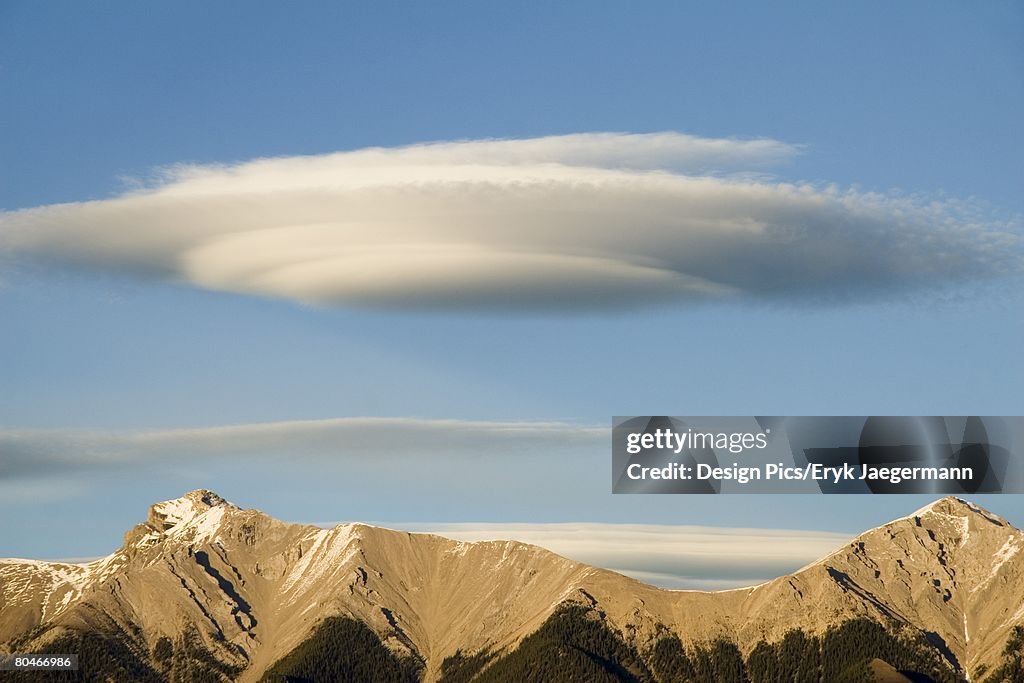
left=454, top=603, right=653, bottom=683
left=438, top=649, right=494, bottom=683
left=261, top=616, right=421, bottom=683
left=440, top=608, right=959, bottom=683
left=744, top=619, right=957, bottom=683
left=7, top=629, right=162, bottom=682
left=11, top=604, right=1011, bottom=682
left=4, top=620, right=247, bottom=683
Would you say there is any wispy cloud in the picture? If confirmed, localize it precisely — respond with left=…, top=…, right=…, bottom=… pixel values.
left=3, top=132, right=1017, bottom=311
left=0, top=417, right=604, bottom=478
left=387, top=521, right=851, bottom=589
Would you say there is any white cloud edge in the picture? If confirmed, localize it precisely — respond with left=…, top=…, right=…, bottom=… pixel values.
left=2, top=131, right=1017, bottom=312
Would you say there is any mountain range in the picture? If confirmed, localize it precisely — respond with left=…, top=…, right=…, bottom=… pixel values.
left=2, top=491, right=1024, bottom=682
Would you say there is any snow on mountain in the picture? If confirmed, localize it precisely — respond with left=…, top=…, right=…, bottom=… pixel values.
left=2, top=493, right=1022, bottom=681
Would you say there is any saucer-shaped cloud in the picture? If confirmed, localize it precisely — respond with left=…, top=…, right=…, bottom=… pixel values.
left=2, top=132, right=1018, bottom=311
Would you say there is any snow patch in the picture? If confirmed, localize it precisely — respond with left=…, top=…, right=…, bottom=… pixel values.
left=890, top=497, right=969, bottom=525
left=153, top=497, right=199, bottom=527
left=281, top=526, right=359, bottom=598
left=669, top=582, right=766, bottom=594
left=923, top=512, right=971, bottom=547
left=192, top=506, right=226, bottom=543
left=84, top=551, right=127, bottom=584
left=0, top=559, right=91, bottom=618
left=909, top=499, right=951, bottom=519
left=55, top=588, right=75, bottom=614
left=150, top=491, right=232, bottom=535
left=443, top=540, right=471, bottom=558
left=973, top=537, right=1020, bottom=593
left=1007, top=601, right=1024, bottom=629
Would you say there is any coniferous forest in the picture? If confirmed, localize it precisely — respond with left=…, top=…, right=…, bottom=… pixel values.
left=435, top=604, right=961, bottom=683
left=13, top=605, right=1024, bottom=681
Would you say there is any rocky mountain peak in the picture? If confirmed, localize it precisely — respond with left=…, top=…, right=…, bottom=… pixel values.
left=901, top=496, right=1009, bottom=542
left=913, top=496, right=979, bottom=518
left=146, top=489, right=236, bottom=532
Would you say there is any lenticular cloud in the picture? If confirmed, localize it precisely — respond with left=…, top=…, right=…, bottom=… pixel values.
left=1, top=132, right=1019, bottom=311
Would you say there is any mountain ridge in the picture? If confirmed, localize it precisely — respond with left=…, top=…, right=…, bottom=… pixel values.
left=2, top=492, right=1022, bottom=681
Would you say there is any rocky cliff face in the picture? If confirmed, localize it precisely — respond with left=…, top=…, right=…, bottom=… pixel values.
left=1, top=492, right=1021, bottom=681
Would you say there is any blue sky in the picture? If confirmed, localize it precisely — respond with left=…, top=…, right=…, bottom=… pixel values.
left=1, top=2, right=1022, bottom=587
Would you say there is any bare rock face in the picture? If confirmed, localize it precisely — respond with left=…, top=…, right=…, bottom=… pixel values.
left=721, top=498, right=1024, bottom=677
left=1, top=493, right=1022, bottom=681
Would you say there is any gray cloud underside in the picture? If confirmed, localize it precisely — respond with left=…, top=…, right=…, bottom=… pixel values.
left=0, top=417, right=604, bottom=478
left=390, top=521, right=850, bottom=589
left=3, top=132, right=1018, bottom=311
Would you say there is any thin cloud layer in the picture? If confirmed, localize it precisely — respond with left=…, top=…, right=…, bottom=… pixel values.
left=2, top=132, right=1019, bottom=311
left=0, top=417, right=603, bottom=478
left=393, top=521, right=850, bottom=589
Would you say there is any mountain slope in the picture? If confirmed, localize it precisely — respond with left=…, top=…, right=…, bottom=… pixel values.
left=2, top=492, right=1022, bottom=681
